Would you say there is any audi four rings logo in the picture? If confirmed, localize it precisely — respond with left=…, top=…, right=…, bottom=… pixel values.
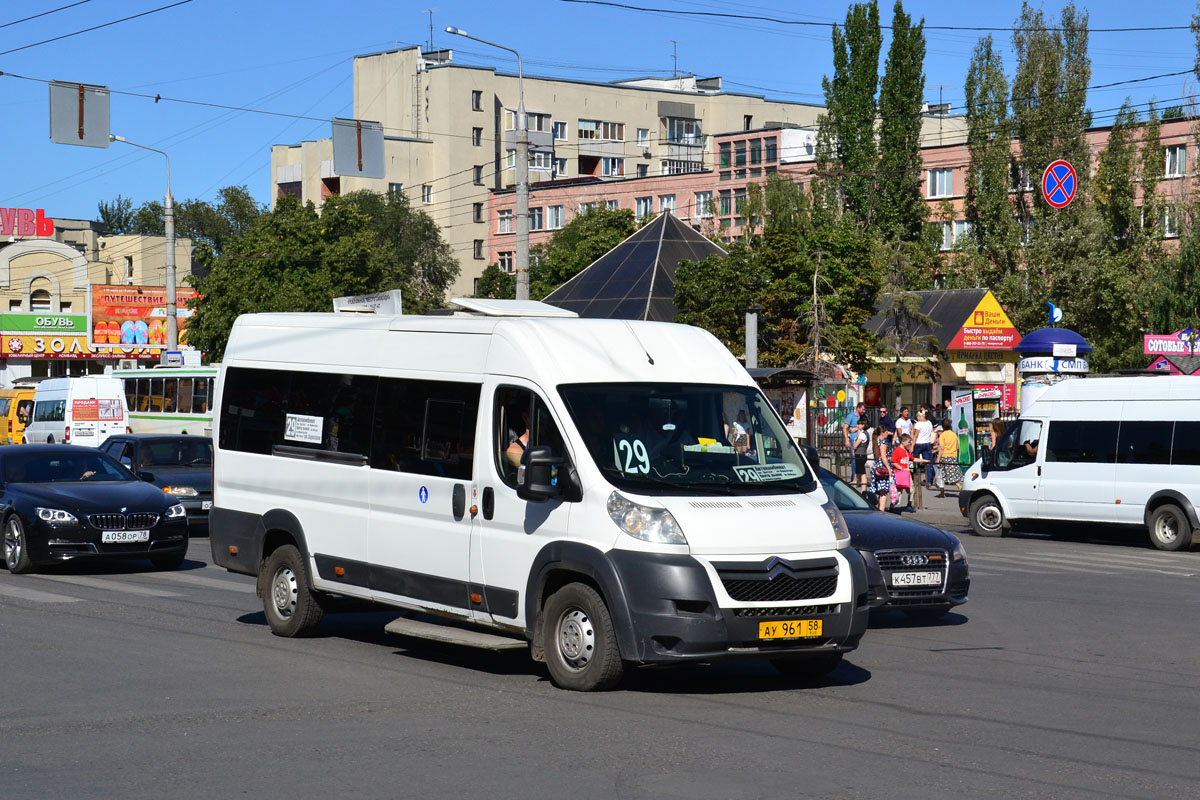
left=900, top=554, right=929, bottom=567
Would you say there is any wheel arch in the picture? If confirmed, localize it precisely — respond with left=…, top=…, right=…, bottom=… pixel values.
left=253, top=509, right=312, bottom=596
left=1143, top=491, right=1199, bottom=530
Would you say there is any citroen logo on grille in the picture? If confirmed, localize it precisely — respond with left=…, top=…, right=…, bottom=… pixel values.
left=900, top=553, right=929, bottom=567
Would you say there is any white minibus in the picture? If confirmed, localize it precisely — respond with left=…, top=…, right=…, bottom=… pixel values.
left=23, top=376, right=130, bottom=447
left=210, top=300, right=868, bottom=691
left=960, top=375, right=1200, bottom=551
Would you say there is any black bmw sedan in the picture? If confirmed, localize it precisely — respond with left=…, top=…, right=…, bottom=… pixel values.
left=2, top=445, right=189, bottom=574
left=819, top=468, right=969, bottom=621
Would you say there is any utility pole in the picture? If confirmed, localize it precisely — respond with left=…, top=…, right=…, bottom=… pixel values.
left=669, top=40, right=678, bottom=78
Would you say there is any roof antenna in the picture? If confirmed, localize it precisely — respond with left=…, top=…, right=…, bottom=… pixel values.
left=623, top=320, right=655, bottom=365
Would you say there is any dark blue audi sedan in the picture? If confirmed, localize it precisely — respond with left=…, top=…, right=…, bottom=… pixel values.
left=2, top=445, right=189, bottom=575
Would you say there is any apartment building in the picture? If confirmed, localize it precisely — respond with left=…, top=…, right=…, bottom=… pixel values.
left=271, top=45, right=847, bottom=296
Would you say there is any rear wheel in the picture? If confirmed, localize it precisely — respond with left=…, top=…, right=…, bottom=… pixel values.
left=542, top=583, right=624, bottom=692
left=3, top=515, right=35, bottom=574
left=770, top=652, right=843, bottom=679
left=261, top=545, right=324, bottom=637
left=1148, top=504, right=1193, bottom=552
left=969, top=494, right=1006, bottom=537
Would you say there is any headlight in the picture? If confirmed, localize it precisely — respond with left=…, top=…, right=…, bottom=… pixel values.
left=606, top=492, right=686, bottom=546
left=950, top=537, right=967, bottom=562
left=165, top=503, right=187, bottom=519
left=821, top=500, right=851, bottom=542
left=163, top=486, right=198, bottom=498
left=36, top=507, right=79, bottom=526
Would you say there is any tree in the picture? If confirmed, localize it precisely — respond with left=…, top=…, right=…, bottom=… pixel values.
left=188, top=191, right=458, bottom=360
left=876, top=1, right=928, bottom=241
left=96, top=185, right=263, bottom=256
left=97, top=195, right=136, bottom=234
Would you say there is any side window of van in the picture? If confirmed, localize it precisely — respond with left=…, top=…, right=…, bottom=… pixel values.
left=1116, top=421, right=1174, bottom=465
left=493, top=387, right=566, bottom=488
left=995, top=419, right=1042, bottom=469
left=1046, top=421, right=1119, bottom=464
left=34, top=400, right=65, bottom=423
left=370, top=378, right=480, bottom=480
left=1172, top=421, right=1200, bottom=465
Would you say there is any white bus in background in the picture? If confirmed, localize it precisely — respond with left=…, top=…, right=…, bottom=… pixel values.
left=112, top=365, right=218, bottom=436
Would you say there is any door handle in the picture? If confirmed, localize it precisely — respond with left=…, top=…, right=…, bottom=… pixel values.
left=1037, top=466, right=1041, bottom=477
left=452, top=484, right=466, bottom=520
left=482, top=486, right=494, bottom=520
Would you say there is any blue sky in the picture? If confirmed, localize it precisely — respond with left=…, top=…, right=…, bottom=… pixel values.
left=2, top=0, right=1197, bottom=222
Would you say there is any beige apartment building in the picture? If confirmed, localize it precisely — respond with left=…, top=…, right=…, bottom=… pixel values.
left=270, top=45, right=966, bottom=296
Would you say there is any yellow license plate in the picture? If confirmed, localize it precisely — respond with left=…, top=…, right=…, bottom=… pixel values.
left=758, top=619, right=822, bottom=640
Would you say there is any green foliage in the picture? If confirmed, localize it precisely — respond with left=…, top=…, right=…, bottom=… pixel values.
left=96, top=186, right=263, bottom=255
left=475, top=263, right=515, bottom=299
left=876, top=1, right=928, bottom=240
left=674, top=241, right=767, bottom=358
left=188, top=191, right=458, bottom=360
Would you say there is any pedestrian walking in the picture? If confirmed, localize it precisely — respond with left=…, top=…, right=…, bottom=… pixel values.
left=895, top=406, right=913, bottom=440
left=869, top=427, right=893, bottom=512
left=913, top=409, right=935, bottom=485
left=891, top=433, right=916, bottom=512
left=936, top=418, right=963, bottom=496
left=852, top=418, right=871, bottom=488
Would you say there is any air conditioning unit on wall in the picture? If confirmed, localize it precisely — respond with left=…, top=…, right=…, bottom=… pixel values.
left=118, top=359, right=139, bottom=370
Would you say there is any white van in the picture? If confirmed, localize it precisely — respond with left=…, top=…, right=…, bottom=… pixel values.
left=210, top=300, right=868, bottom=691
left=23, top=376, right=131, bottom=447
left=960, top=375, right=1200, bottom=551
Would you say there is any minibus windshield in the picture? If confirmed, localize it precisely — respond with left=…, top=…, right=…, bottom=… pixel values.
left=559, top=383, right=814, bottom=495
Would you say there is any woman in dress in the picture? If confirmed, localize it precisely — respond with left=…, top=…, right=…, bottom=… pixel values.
left=869, top=427, right=893, bottom=511
left=936, top=418, right=963, bottom=497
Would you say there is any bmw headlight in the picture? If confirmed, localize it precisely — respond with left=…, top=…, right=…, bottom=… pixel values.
left=36, top=507, right=78, bottom=526
left=165, top=503, right=187, bottom=519
left=164, top=486, right=198, bottom=498
left=950, top=537, right=967, bottom=562
left=821, top=500, right=851, bottom=543
left=606, top=492, right=686, bottom=546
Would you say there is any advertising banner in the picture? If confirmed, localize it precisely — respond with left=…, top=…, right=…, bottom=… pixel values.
left=947, top=291, right=1020, bottom=351
left=951, top=389, right=975, bottom=466
left=1143, top=329, right=1199, bottom=356
left=88, top=285, right=200, bottom=349
left=972, top=384, right=1016, bottom=408
left=0, top=312, right=158, bottom=360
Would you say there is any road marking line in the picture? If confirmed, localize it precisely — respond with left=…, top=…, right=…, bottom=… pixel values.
left=970, top=554, right=1116, bottom=574
left=138, top=571, right=255, bottom=593
left=0, top=581, right=84, bottom=603
left=34, top=574, right=182, bottom=597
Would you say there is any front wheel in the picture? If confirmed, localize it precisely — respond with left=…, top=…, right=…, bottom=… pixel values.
left=969, top=494, right=1006, bottom=537
left=3, top=515, right=35, bottom=574
left=261, top=545, right=324, bottom=637
left=542, top=583, right=624, bottom=692
left=1148, top=504, right=1193, bottom=552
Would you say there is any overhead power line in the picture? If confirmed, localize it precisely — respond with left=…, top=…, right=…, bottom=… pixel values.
left=0, top=0, right=193, bottom=58
left=0, top=0, right=92, bottom=31
left=559, top=0, right=1193, bottom=33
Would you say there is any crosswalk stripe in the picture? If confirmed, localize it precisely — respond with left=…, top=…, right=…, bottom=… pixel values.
left=971, top=553, right=1116, bottom=574
left=34, top=574, right=182, bottom=597
left=137, top=571, right=254, bottom=593
left=0, top=581, right=84, bottom=603
left=974, top=550, right=1198, bottom=576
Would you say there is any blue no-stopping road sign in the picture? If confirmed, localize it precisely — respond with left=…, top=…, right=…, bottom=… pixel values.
left=1042, top=160, right=1077, bottom=209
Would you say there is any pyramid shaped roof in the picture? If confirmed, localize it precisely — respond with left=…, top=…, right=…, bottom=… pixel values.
left=543, top=212, right=727, bottom=321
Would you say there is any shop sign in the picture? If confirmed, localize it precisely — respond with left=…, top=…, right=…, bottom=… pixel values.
left=1017, top=356, right=1089, bottom=374
left=0, top=313, right=87, bottom=333
left=0, top=208, right=54, bottom=237
left=947, top=349, right=1016, bottom=362
left=1, top=333, right=158, bottom=360
left=88, top=285, right=200, bottom=348
left=972, top=383, right=1016, bottom=407
left=947, top=291, right=1020, bottom=350
left=1143, top=329, right=1200, bottom=356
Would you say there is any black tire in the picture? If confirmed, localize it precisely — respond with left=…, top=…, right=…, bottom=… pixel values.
left=904, top=607, right=951, bottom=623
left=541, top=583, right=624, bottom=692
left=1148, top=504, right=1193, bottom=552
left=46, top=435, right=54, bottom=444
left=969, top=494, right=1006, bottom=537
left=770, top=652, right=843, bottom=679
left=3, top=514, right=36, bottom=574
left=261, top=544, right=324, bottom=637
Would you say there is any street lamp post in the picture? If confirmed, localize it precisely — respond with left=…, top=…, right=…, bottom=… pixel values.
left=445, top=25, right=529, bottom=301
left=109, top=134, right=178, bottom=353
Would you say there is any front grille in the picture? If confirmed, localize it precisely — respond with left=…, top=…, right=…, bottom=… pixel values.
left=87, top=512, right=160, bottom=530
left=875, top=549, right=947, bottom=571
left=721, top=574, right=838, bottom=603
left=732, top=604, right=840, bottom=618
left=888, top=586, right=945, bottom=599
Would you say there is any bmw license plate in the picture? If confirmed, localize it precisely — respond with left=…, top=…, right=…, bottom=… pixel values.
left=758, top=619, right=822, bottom=640
left=102, top=530, right=149, bottom=544
left=890, top=571, right=942, bottom=587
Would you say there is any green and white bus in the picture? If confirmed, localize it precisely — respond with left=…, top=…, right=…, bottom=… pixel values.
left=111, top=365, right=218, bottom=436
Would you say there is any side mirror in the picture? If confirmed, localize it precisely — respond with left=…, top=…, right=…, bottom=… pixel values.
left=517, top=444, right=564, bottom=502
left=138, top=470, right=156, bottom=483
left=799, top=443, right=819, bottom=466
left=980, top=446, right=993, bottom=470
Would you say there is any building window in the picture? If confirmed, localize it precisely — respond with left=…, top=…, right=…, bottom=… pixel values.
left=637, top=128, right=649, bottom=146
left=505, top=149, right=516, bottom=169
left=719, top=142, right=731, bottom=168
left=1166, top=145, right=1187, bottom=177
left=547, top=205, right=564, bottom=229
left=529, top=113, right=551, bottom=132
left=665, top=117, right=701, bottom=145
left=473, top=240, right=485, bottom=260
left=938, top=221, right=954, bottom=251
left=928, top=168, right=953, bottom=198
left=497, top=209, right=514, bottom=234
left=1164, top=205, right=1180, bottom=238
left=472, top=127, right=483, bottom=146
left=578, top=119, right=599, bottom=140
left=30, top=289, right=52, bottom=312
left=661, top=160, right=702, bottom=175
left=764, top=136, right=777, bottom=163
left=636, top=163, right=648, bottom=178
left=735, top=140, right=747, bottom=167
left=579, top=201, right=599, bottom=214
left=473, top=202, right=484, bottom=223
left=954, top=220, right=973, bottom=244
left=553, top=157, right=568, bottom=177
left=601, top=121, right=625, bottom=141
left=694, top=191, right=713, bottom=218
left=602, top=157, right=624, bottom=177
left=601, top=199, right=615, bottom=211
left=1010, top=167, right=1033, bottom=193
left=530, top=151, right=553, bottom=172
left=718, top=189, right=732, bottom=216
left=388, top=182, right=404, bottom=194
left=659, top=194, right=676, bottom=214
left=743, top=114, right=753, bottom=131
left=471, top=90, right=483, bottom=111
left=277, top=181, right=302, bottom=200
left=498, top=252, right=514, bottom=273
left=473, top=165, right=484, bottom=185
left=530, top=207, right=544, bottom=230
left=750, top=139, right=762, bottom=165
left=733, top=187, right=747, bottom=215
left=553, top=121, right=568, bottom=141
left=636, top=196, right=653, bottom=218
left=421, top=185, right=433, bottom=204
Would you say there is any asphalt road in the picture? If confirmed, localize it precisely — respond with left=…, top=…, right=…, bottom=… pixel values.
left=2, top=525, right=1199, bottom=800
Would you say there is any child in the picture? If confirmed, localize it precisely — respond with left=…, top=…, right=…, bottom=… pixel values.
left=891, top=433, right=915, bottom=512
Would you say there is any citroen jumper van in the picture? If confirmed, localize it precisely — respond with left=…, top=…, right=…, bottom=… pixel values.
left=23, top=377, right=130, bottom=447
left=210, top=300, right=869, bottom=691
left=960, top=375, right=1200, bottom=551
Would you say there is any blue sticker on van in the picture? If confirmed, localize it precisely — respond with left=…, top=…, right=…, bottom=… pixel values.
left=418, top=486, right=429, bottom=504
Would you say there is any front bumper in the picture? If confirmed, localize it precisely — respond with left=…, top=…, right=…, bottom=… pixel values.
left=858, top=548, right=969, bottom=612
left=24, top=514, right=190, bottom=565
left=607, top=548, right=871, bottom=665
